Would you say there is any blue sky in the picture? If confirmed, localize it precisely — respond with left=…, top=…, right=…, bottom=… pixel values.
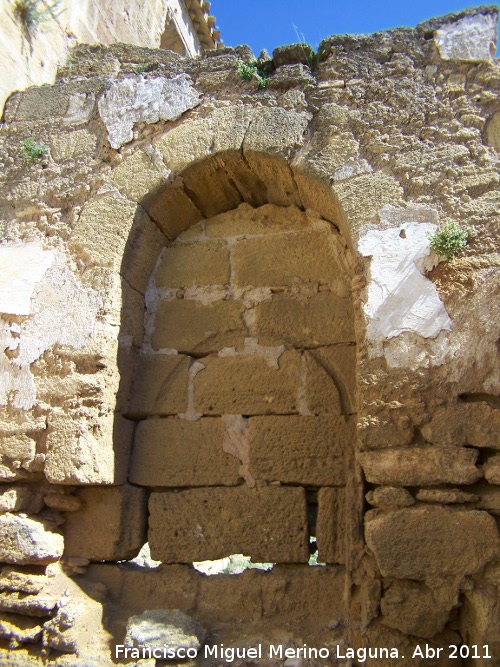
left=213, top=1, right=499, bottom=56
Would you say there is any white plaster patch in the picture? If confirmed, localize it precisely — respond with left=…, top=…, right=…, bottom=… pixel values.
left=358, top=222, right=451, bottom=360
left=435, top=13, right=497, bottom=61
left=98, top=74, right=200, bottom=149
left=0, top=242, right=54, bottom=315
left=0, top=251, right=100, bottom=410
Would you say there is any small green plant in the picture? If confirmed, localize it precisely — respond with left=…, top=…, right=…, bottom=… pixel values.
left=21, top=138, right=47, bottom=163
left=134, top=62, right=151, bottom=74
left=427, top=219, right=471, bottom=261
left=12, top=0, right=61, bottom=49
left=236, top=60, right=267, bottom=89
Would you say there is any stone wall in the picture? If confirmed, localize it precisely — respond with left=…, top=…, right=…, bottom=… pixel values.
left=0, top=5, right=499, bottom=665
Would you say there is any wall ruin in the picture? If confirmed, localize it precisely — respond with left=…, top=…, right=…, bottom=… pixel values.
left=0, top=5, right=500, bottom=665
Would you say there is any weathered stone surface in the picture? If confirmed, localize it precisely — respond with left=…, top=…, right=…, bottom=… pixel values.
left=416, top=488, right=479, bottom=504
left=111, top=150, right=166, bottom=203
left=0, top=613, right=43, bottom=647
left=0, top=592, right=58, bottom=618
left=43, top=493, right=82, bottom=512
left=128, top=354, right=190, bottom=417
left=64, top=486, right=147, bottom=561
left=0, top=568, right=45, bottom=595
left=145, top=182, right=203, bottom=241
left=124, top=609, right=205, bottom=652
left=366, top=487, right=415, bottom=507
left=232, top=230, right=347, bottom=288
left=211, top=105, right=254, bottom=152
left=0, top=514, right=63, bottom=565
left=194, top=351, right=300, bottom=415
left=204, top=202, right=311, bottom=237
left=149, top=487, right=309, bottom=563
left=243, top=107, right=309, bottom=157
left=155, top=119, right=212, bottom=172
left=421, top=402, right=500, bottom=450
left=152, top=298, right=247, bottom=353
left=316, top=487, right=346, bottom=564
left=484, top=454, right=500, bottom=484
left=486, top=110, right=500, bottom=152
left=156, top=242, right=230, bottom=288
left=254, top=292, right=355, bottom=346
left=461, top=562, right=500, bottom=666
left=50, top=129, right=97, bottom=162
left=381, top=580, right=459, bottom=638
left=365, top=507, right=500, bottom=580
left=0, top=486, right=44, bottom=514
left=475, top=485, right=500, bottom=515
left=434, top=11, right=497, bottom=61
left=359, top=447, right=482, bottom=486
left=248, top=415, right=354, bottom=485
left=304, top=346, right=356, bottom=416
left=129, top=418, right=241, bottom=487
left=98, top=75, right=200, bottom=149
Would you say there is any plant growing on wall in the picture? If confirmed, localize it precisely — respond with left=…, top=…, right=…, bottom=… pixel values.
left=236, top=61, right=267, bottom=89
left=20, top=137, right=47, bottom=163
left=11, top=0, right=61, bottom=51
left=427, top=219, right=472, bottom=261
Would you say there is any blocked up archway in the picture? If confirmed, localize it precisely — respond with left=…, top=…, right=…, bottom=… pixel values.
left=116, top=149, right=361, bottom=568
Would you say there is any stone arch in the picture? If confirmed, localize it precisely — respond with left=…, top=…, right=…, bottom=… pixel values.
left=108, top=145, right=363, bottom=568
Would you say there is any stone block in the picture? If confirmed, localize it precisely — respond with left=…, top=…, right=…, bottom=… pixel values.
left=484, top=454, right=500, bottom=484
left=248, top=415, right=354, bottom=485
left=152, top=298, right=247, bottom=354
left=366, top=487, right=415, bottom=508
left=359, top=446, right=482, bottom=486
left=129, top=418, right=241, bottom=487
left=422, top=402, right=500, bottom=450
left=13, top=86, right=69, bottom=120
left=204, top=202, right=317, bottom=238
left=121, top=208, right=167, bottom=295
left=45, top=412, right=133, bottom=485
left=111, top=150, right=166, bottom=203
left=181, top=154, right=244, bottom=218
left=316, top=487, right=346, bottom=564
left=145, top=182, right=203, bottom=241
left=305, top=345, right=357, bottom=416
left=64, top=486, right=147, bottom=561
left=232, top=230, right=346, bottom=288
left=380, top=580, right=459, bottom=639
left=0, top=514, right=63, bottom=565
left=486, top=110, right=500, bottom=152
left=128, top=354, right=190, bottom=417
left=148, top=486, right=309, bottom=563
left=194, top=351, right=300, bottom=415
left=254, top=292, right=355, bottom=347
left=365, top=507, right=500, bottom=580
left=243, top=107, right=310, bottom=157
left=155, top=118, right=212, bottom=172
left=243, top=152, right=302, bottom=207
left=475, top=485, right=500, bottom=515
left=156, top=242, right=230, bottom=288
left=461, top=562, right=500, bottom=666
left=124, top=609, right=206, bottom=653
left=211, top=105, right=254, bottom=152
left=416, top=488, right=479, bottom=504
left=50, top=129, right=98, bottom=162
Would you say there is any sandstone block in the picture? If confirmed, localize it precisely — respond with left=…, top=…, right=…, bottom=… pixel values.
left=254, top=292, right=355, bottom=347
left=155, top=118, right=212, bottom=173
left=475, top=485, right=500, bottom=515
left=125, top=609, right=206, bottom=653
left=381, top=580, right=459, bottom=638
left=152, top=299, right=247, bottom=354
left=145, top=182, right=203, bottom=241
left=64, top=486, right=147, bottom=561
left=421, top=402, right=500, bottom=450
left=461, top=562, right=500, bottom=666
left=484, top=454, right=500, bottom=484
left=365, top=507, right=500, bottom=580
left=212, top=105, right=254, bottom=152
left=156, top=242, right=230, bottom=288
left=129, top=418, right=241, bottom=487
left=305, top=346, right=357, bottom=416
left=232, top=230, right=346, bottom=288
left=204, top=202, right=320, bottom=237
left=50, top=129, right=98, bottom=162
left=359, top=447, right=482, bottom=486
left=316, top=487, right=346, bottom=564
left=121, top=208, right=167, bottom=295
left=181, top=155, right=245, bottom=217
left=248, top=415, right=354, bottom=485
left=111, top=150, right=165, bottom=203
left=0, top=514, right=63, bottom=565
left=148, top=486, right=309, bottom=563
left=194, top=351, right=300, bottom=415
left=415, top=488, right=479, bottom=504
left=128, top=354, right=190, bottom=417
left=366, top=487, right=415, bottom=508
left=486, top=110, right=500, bottom=152
left=243, top=107, right=309, bottom=157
